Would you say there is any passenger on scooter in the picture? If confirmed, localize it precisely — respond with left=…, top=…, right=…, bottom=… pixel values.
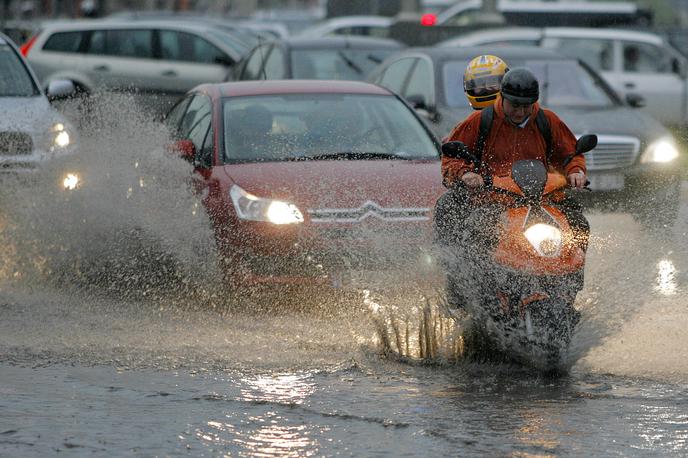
left=434, top=68, right=590, bottom=305
left=463, top=54, right=509, bottom=111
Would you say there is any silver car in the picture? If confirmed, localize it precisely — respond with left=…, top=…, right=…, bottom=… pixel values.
left=24, top=20, right=248, bottom=112
left=440, top=27, right=688, bottom=127
left=0, top=32, right=78, bottom=176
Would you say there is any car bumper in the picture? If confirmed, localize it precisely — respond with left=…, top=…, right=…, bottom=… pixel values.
left=216, top=220, right=439, bottom=288
left=580, top=162, right=681, bottom=210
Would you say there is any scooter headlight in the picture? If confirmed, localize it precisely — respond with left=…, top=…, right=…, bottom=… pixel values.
left=524, top=223, right=562, bottom=257
left=229, top=184, right=303, bottom=225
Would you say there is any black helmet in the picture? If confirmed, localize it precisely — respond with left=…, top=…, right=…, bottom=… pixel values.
left=501, top=68, right=539, bottom=105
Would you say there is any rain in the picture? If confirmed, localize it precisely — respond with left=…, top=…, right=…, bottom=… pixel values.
left=2, top=0, right=688, bottom=455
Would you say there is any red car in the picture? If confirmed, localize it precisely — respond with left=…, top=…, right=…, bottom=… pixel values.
left=165, top=80, right=445, bottom=288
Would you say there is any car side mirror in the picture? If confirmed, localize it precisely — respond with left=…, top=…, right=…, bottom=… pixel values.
left=214, top=54, right=235, bottom=67
left=407, top=94, right=437, bottom=120
left=441, top=141, right=478, bottom=163
left=671, top=57, right=687, bottom=78
left=170, top=139, right=196, bottom=162
left=625, top=92, right=646, bottom=108
left=46, top=79, right=76, bottom=101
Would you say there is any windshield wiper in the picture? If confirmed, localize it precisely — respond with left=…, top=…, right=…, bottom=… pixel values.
left=292, top=152, right=412, bottom=161
left=337, top=51, right=363, bottom=74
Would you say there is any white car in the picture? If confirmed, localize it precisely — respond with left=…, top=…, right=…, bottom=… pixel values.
left=440, top=27, right=688, bottom=127
left=296, top=16, right=393, bottom=39
left=0, top=32, right=78, bottom=178
left=24, top=20, right=249, bottom=113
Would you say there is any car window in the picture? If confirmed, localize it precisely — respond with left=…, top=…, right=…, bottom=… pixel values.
left=377, top=58, right=414, bottom=93
left=241, top=46, right=267, bottom=80
left=548, top=37, right=613, bottom=72
left=42, top=31, right=84, bottom=53
left=85, top=29, right=153, bottom=58
left=622, top=41, right=672, bottom=73
left=442, top=8, right=484, bottom=27
left=165, top=96, right=192, bottom=134
left=404, top=59, right=433, bottom=106
left=291, top=48, right=398, bottom=80
left=180, top=94, right=213, bottom=166
left=159, top=30, right=225, bottom=64
left=331, top=26, right=389, bottom=38
left=481, top=39, right=539, bottom=47
left=443, top=59, right=615, bottom=108
left=0, top=42, right=39, bottom=96
left=222, top=94, right=438, bottom=163
left=263, top=46, right=285, bottom=79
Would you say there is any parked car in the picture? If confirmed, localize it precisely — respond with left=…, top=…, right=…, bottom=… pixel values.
left=0, top=31, right=79, bottom=182
left=164, top=80, right=444, bottom=287
left=23, top=20, right=249, bottom=113
left=296, top=15, right=393, bottom=39
left=232, top=36, right=404, bottom=82
left=440, top=27, right=688, bottom=127
left=435, top=0, right=652, bottom=28
left=368, top=46, right=683, bottom=227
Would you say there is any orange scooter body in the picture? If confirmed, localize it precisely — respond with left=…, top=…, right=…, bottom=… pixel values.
left=488, top=172, right=585, bottom=276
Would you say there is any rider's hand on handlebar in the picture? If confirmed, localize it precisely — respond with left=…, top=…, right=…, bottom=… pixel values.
left=568, top=171, right=587, bottom=188
left=461, top=171, right=485, bottom=188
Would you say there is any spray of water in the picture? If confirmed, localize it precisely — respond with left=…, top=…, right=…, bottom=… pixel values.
left=0, top=93, right=220, bottom=303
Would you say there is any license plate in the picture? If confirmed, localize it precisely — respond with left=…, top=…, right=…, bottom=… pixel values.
left=588, top=173, right=625, bottom=191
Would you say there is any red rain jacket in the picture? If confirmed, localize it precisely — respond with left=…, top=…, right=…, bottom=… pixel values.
left=441, top=95, right=586, bottom=187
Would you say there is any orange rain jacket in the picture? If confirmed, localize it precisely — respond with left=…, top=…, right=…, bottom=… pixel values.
left=441, top=95, right=586, bottom=187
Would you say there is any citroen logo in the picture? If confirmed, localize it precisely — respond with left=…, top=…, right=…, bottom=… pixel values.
left=308, top=200, right=430, bottom=223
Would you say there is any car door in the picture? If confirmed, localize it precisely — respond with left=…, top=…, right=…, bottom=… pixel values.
left=157, top=29, right=234, bottom=94
left=610, top=40, right=687, bottom=126
left=545, top=35, right=687, bottom=126
left=81, top=28, right=159, bottom=92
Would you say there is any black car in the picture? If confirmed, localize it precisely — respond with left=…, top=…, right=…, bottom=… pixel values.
left=368, top=46, right=683, bottom=227
left=231, top=36, right=405, bottom=81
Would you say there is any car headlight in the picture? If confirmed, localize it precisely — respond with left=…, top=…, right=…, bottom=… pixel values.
left=62, top=173, right=80, bottom=190
left=49, top=123, right=73, bottom=151
left=524, top=223, right=562, bottom=257
left=229, top=184, right=303, bottom=224
left=641, top=138, right=679, bottom=163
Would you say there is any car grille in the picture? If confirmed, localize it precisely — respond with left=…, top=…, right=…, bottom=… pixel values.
left=308, top=200, right=431, bottom=223
left=582, top=134, right=640, bottom=171
left=0, top=131, right=33, bottom=155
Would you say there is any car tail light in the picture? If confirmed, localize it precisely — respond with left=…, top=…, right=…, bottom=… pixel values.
left=20, top=34, right=39, bottom=56
left=420, top=14, right=437, bottom=26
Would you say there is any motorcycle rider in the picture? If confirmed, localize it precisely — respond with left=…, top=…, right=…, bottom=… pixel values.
left=435, top=67, right=590, bottom=307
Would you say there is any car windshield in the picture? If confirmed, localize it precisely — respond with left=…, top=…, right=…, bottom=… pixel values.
left=443, top=59, right=616, bottom=109
left=0, top=42, right=39, bottom=97
left=222, top=93, right=438, bottom=163
left=291, top=48, right=397, bottom=80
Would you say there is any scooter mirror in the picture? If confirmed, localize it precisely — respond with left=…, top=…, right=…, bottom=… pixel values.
left=441, top=141, right=478, bottom=164
left=575, top=134, right=597, bottom=155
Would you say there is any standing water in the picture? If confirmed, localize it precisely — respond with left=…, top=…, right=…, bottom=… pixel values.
left=1, top=95, right=687, bottom=456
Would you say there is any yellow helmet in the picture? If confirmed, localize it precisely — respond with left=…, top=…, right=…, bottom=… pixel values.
left=463, top=55, right=509, bottom=110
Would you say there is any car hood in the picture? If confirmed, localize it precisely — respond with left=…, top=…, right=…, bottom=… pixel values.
left=0, top=96, right=66, bottom=132
left=549, top=105, right=669, bottom=142
left=222, top=159, right=445, bottom=213
left=439, top=105, right=670, bottom=144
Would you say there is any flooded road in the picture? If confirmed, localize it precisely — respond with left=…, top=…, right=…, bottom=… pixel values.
left=2, top=98, right=688, bottom=456
left=2, top=206, right=688, bottom=456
